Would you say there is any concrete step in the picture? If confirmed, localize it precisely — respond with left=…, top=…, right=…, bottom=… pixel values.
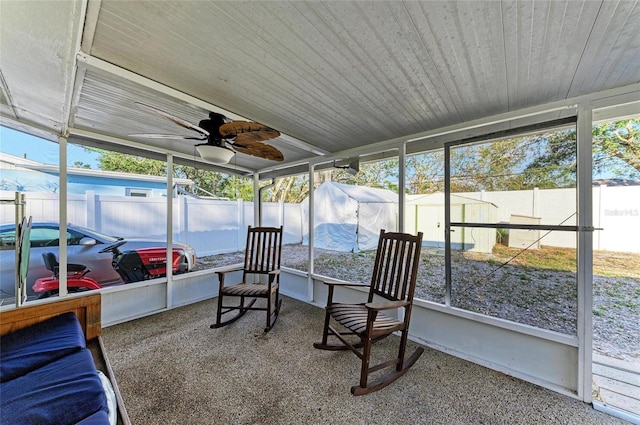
left=593, top=353, right=640, bottom=374
left=594, top=363, right=640, bottom=387
left=598, top=387, right=640, bottom=418
left=594, top=375, right=640, bottom=400
left=593, top=353, right=640, bottom=420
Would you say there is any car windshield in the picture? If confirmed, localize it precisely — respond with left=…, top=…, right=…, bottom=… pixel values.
left=71, top=225, right=121, bottom=243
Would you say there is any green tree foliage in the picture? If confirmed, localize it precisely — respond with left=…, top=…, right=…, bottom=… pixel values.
left=406, top=152, right=444, bottom=194
left=521, top=118, right=640, bottom=186
left=593, top=119, right=640, bottom=178
left=262, top=175, right=309, bottom=203
left=98, top=151, right=166, bottom=176
left=262, top=160, right=400, bottom=202
left=406, top=119, right=638, bottom=193
left=449, top=138, right=534, bottom=192
left=520, top=130, right=577, bottom=189
left=94, top=150, right=254, bottom=200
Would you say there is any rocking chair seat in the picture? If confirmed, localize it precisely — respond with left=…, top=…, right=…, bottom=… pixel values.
left=326, top=303, right=404, bottom=335
left=221, top=282, right=276, bottom=297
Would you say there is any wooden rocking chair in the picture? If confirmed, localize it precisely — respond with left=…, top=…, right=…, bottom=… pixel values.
left=211, top=225, right=283, bottom=332
left=313, top=229, right=424, bottom=395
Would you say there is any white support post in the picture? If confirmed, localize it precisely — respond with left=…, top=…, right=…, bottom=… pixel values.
left=166, top=154, right=174, bottom=308
left=58, top=136, right=68, bottom=297
left=399, top=144, right=405, bottom=233
left=307, top=163, right=315, bottom=302
left=576, top=104, right=594, bottom=402
left=532, top=187, right=540, bottom=218
left=254, top=173, right=260, bottom=226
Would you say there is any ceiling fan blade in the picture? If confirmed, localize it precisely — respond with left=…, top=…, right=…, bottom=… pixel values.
left=232, top=137, right=284, bottom=161
left=129, top=133, right=205, bottom=140
left=135, top=102, right=210, bottom=137
left=219, top=121, right=280, bottom=141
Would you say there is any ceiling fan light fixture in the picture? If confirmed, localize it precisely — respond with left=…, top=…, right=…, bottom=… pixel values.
left=196, top=144, right=235, bottom=164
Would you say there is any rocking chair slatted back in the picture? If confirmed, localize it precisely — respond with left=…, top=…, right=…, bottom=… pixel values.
left=212, top=225, right=284, bottom=332
left=243, top=226, right=282, bottom=278
left=369, top=231, right=421, bottom=303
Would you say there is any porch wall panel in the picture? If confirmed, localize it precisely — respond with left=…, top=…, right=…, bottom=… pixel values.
left=409, top=301, right=580, bottom=396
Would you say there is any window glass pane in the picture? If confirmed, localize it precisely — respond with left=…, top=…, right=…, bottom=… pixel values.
left=176, top=170, right=253, bottom=271
left=261, top=175, right=309, bottom=272
left=591, top=113, right=640, bottom=362
left=406, top=151, right=446, bottom=304
left=63, top=148, right=169, bottom=296
left=451, top=226, right=578, bottom=334
left=448, top=124, right=578, bottom=333
left=311, top=157, right=399, bottom=282
left=0, top=127, right=60, bottom=306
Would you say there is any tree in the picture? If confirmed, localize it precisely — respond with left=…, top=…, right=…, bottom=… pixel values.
left=262, top=176, right=310, bottom=203
left=520, top=130, right=577, bottom=189
left=406, top=151, right=444, bottom=194
left=94, top=150, right=255, bottom=200
left=593, top=119, right=640, bottom=178
left=522, top=119, right=640, bottom=186
left=97, top=151, right=166, bottom=176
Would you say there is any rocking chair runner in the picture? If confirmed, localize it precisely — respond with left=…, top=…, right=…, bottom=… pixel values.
left=314, top=229, right=424, bottom=395
left=211, top=225, right=283, bottom=332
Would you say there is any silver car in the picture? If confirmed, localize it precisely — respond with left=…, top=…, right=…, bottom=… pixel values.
left=0, top=222, right=196, bottom=302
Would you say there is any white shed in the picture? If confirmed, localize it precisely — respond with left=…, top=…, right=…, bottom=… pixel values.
left=302, top=182, right=398, bottom=252
left=406, top=193, right=498, bottom=253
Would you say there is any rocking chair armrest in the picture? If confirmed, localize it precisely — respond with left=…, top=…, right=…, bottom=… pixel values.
left=365, top=300, right=410, bottom=312
left=268, top=269, right=281, bottom=276
left=316, top=277, right=369, bottom=288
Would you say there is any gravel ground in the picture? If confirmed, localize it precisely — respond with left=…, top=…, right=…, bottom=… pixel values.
left=194, top=244, right=639, bottom=361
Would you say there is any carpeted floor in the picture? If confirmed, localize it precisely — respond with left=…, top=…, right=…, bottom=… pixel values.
left=101, top=296, right=623, bottom=424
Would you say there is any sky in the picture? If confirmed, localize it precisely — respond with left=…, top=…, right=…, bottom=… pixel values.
left=0, top=126, right=100, bottom=168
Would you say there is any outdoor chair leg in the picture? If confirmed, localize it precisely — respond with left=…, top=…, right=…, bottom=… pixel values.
left=359, top=336, right=373, bottom=389
left=214, top=292, right=224, bottom=327
left=265, top=292, right=272, bottom=331
left=313, top=310, right=332, bottom=348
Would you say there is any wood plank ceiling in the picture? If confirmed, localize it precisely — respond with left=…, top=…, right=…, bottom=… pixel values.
left=1, top=1, right=639, bottom=174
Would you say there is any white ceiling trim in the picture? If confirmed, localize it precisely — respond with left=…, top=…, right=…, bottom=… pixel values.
left=0, top=70, right=16, bottom=119
left=59, top=0, right=88, bottom=138
left=80, top=0, right=101, bottom=53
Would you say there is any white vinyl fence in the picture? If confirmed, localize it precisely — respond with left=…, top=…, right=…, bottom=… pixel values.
left=0, top=191, right=303, bottom=256
left=471, top=185, right=640, bottom=253
left=1, top=185, right=638, bottom=255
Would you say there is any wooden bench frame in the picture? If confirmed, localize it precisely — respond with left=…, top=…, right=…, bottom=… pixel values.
left=0, top=293, right=131, bottom=425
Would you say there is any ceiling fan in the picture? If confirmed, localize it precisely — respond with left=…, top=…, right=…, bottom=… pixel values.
left=130, top=102, right=284, bottom=164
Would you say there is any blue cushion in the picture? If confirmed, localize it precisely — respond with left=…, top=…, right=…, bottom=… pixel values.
left=75, top=409, right=111, bottom=425
left=0, top=348, right=108, bottom=425
left=0, top=312, right=86, bottom=382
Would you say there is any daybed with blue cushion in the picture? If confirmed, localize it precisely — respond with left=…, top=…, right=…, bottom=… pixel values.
left=0, top=293, right=130, bottom=425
